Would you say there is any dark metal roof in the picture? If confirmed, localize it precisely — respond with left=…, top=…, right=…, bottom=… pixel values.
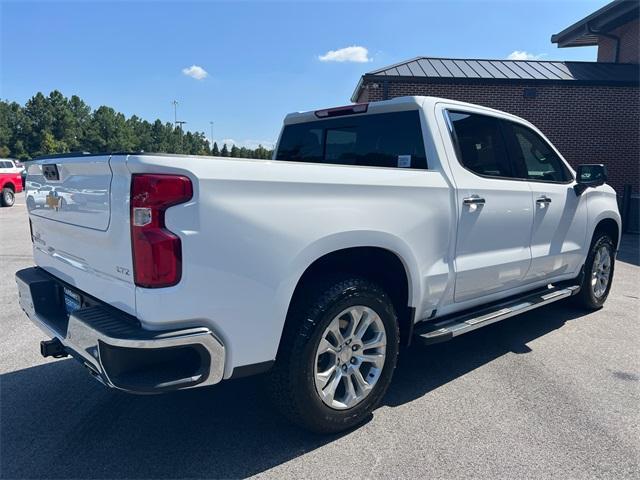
left=551, top=0, right=639, bottom=48
left=351, top=56, right=639, bottom=101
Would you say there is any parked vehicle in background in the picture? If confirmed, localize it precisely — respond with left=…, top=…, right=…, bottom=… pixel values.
left=0, top=160, right=23, bottom=207
left=0, top=158, right=23, bottom=175
left=15, top=96, right=620, bottom=433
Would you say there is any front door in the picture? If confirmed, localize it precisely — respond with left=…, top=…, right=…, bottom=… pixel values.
left=502, top=121, right=588, bottom=282
left=444, top=110, right=534, bottom=303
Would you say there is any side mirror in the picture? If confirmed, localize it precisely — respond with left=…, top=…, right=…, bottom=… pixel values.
left=574, top=164, right=607, bottom=195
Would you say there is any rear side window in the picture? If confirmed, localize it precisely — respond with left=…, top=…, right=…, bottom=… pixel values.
left=447, top=111, right=515, bottom=179
left=276, top=111, right=427, bottom=169
left=505, top=122, right=571, bottom=183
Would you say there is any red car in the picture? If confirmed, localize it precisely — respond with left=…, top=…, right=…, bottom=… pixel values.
left=0, top=167, right=23, bottom=207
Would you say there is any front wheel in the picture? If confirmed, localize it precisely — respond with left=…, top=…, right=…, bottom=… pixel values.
left=574, top=233, right=616, bottom=310
left=266, top=277, right=399, bottom=433
left=1, top=187, right=15, bottom=207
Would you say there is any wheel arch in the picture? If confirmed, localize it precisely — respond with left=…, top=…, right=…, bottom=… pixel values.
left=2, top=182, right=15, bottom=192
left=278, top=241, right=418, bottom=354
left=592, top=217, right=620, bottom=250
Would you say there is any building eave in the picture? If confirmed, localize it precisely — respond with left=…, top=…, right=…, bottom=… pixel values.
left=551, top=0, right=639, bottom=48
left=353, top=73, right=639, bottom=98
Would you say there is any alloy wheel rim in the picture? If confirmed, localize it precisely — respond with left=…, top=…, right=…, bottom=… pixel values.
left=313, top=305, right=387, bottom=410
left=591, top=245, right=611, bottom=298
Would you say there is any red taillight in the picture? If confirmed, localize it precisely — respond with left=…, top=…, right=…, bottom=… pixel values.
left=130, top=174, right=193, bottom=288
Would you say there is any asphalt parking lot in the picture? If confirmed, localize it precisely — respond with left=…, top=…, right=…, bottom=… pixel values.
left=1, top=193, right=639, bottom=479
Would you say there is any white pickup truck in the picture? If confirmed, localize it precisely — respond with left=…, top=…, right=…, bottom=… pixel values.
left=16, top=96, right=620, bottom=433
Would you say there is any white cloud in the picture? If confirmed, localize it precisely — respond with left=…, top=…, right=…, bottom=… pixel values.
left=182, top=65, right=208, bottom=80
left=507, top=51, right=546, bottom=61
left=319, top=46, right=371, bottom=63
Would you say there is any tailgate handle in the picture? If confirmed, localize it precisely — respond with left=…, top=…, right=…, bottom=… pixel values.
left=42, top=164, right=60, bottom=181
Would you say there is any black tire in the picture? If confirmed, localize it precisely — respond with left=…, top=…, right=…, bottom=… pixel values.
left=266, top=276, right=400, bottom=434
left=1, top=187, right=15, bottom=207
left=574, top=232, right=616, bottom=310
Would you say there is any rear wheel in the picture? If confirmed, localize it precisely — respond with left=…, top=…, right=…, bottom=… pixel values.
left=266, top=277, right=399, bottom=433
left=574, top=233, right=615, bottom=310
left=1, top=187, right=15, bottom=207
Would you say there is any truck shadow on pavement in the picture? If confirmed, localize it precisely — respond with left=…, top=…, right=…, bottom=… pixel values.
left=616, top=234, right=639, bottom=266
left=385, top=302, right=590, bottom=408
left=0, top=302, right=594, bottom=479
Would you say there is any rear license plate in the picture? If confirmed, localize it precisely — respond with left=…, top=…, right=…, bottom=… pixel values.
left=63, top=287, right=81, bottom=315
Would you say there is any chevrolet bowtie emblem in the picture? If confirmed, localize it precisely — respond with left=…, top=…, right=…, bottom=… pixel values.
left=45, top=192, right=61, bottom=210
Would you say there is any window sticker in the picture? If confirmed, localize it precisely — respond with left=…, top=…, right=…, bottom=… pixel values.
left=397, top=155, right=412, bottom=168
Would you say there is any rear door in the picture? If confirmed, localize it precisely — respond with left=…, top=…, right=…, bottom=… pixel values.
left=501, top=121, right=587, bottom=282
left=443, top=109, right=534, bottom=303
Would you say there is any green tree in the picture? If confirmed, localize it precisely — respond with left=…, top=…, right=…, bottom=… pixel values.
left=0, top=101, right=12, bottom=155
left=24, top=92, right=53, bottom=155
left=68, top=95, right=92, bottom=150
left=85, top=106, right=134, bottom=152
left=254, top=144, right=272, bottom=159
left=0, top=91, right=268, bottom=161
left=40, top=131, right=60, bottom=154
left=126, top=115, right=153, bottom=152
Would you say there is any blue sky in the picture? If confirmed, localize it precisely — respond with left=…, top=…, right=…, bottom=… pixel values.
left=2, top=0, right=608, bottom=148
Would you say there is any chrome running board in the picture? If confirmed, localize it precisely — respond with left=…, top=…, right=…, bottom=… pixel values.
left=414, top=284, right=580, bottom=345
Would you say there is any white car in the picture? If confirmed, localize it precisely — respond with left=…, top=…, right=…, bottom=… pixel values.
left=0, top=158, right=23, bottom=175
left=25, top=184, right=76, bottom=210
left=16, top=96, right=620, bottom=433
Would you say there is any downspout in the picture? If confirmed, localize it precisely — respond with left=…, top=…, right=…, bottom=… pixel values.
left=588, top=22, right=620, bottom=63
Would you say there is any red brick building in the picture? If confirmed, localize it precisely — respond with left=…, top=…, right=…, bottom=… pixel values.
left=351, top=0, right=639, bottom=230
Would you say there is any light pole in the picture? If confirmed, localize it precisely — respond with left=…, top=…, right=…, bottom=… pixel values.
left=172, top=100, right=179, bottom=128
left=209, top=121, right=214, bottom=149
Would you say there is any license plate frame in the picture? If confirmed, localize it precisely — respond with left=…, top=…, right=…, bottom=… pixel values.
left=63, top=287, right=82, bottom=316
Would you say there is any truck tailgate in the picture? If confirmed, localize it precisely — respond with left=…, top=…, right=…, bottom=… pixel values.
left=26, top=155, right=136, bottom=315
left=26, top=156, right=113, bottom=230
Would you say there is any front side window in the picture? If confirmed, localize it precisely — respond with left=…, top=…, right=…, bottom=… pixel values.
left=447, top=111, right=515, bottom=179
left=506, top=123, right=571, bottom=183
left=276, top=110, right=427, bottom=169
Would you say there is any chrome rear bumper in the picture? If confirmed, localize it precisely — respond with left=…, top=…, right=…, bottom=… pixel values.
left=15, top=267, right=225, bottom=394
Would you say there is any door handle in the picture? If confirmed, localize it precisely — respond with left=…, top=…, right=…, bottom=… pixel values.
left=536, top=195, right=552, bottom=205
left=463, top=195, right=486, bottom=206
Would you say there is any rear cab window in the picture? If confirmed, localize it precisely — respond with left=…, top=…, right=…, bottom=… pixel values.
left=276, top=110, right=428, bottom=169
